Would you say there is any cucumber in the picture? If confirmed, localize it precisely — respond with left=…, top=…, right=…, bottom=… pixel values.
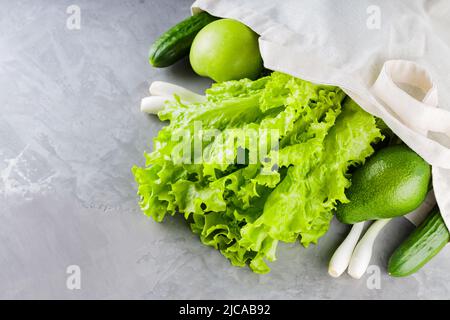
left=388, top=208, right=449, bottom=277
left=149, top=12, right=217, bottom=67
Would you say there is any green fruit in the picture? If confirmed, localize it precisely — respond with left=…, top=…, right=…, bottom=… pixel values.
left=336, top=145, right=431, bottom=224
left=388, top=207, right=450, bottom=277
left=149, top=12, right=217, bottom=68
left=189, top=19, right=263, bottom=82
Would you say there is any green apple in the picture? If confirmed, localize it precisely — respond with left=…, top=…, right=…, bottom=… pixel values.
left=189, top=19, right=263, bottom=82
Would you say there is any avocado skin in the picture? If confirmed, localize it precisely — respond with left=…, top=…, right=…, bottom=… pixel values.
left=336, top=145, right=431, bottom=224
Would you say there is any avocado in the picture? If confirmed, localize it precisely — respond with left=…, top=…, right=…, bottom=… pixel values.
left=336, top=144, right=431, bottom=224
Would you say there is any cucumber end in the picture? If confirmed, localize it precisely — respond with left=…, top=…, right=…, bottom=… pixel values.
left=148, top=47, right=157, bottom=67
left=148, top=52, right=167, bottom=68
left=149, top=56, right=158, bottom=68
left=388, top=258, right=416, bottom=277
left=387, top=269, right=413, bottom=277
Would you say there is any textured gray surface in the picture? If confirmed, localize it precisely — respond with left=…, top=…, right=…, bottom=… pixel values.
left=1, top=0, right=449, bottom=299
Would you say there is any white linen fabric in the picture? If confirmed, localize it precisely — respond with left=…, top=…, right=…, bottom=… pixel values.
left=191, top=0, right=450, bottom=228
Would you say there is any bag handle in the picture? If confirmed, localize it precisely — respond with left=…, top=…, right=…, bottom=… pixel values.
left=372, top=60, right=443, bottom=226
left=371, top=60, right=450, bottom=137
left=371, top=60, right=450, bottom=227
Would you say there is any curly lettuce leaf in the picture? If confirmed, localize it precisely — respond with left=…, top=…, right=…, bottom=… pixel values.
left=132, top=72, right=382, bottom=273
left=241, top=99, right=383, bottom=251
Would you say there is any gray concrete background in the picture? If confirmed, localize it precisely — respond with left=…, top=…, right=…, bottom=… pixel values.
left=0, top=0, right=449, bottom=299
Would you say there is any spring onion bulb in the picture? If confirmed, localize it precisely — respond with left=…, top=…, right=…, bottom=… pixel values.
left=140, top=96, right=171, bottom=114
left=347, top=218, right=392, bottom=279
left=328, top=222, right=365, bottom=278
left=149, top=81, right=207, bottom=103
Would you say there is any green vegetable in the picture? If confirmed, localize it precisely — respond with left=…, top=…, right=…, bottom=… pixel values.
left=132, top=72, right=382, bottom=273
left=190, top=19, right=263, bottom=82
left=336, top=145, right=431, bottom=224
left=149, top=12, right=217, bottom=68
left=388, top=208, right=449, bottom=277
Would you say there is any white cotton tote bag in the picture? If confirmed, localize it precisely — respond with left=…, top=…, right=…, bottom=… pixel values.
left=192, top=0, right=450, bottom=229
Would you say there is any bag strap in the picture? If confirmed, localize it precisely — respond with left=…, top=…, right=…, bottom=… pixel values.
left=372, top=60, right=450, bottom=136
left=372, top=60, right=450, bottom=226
